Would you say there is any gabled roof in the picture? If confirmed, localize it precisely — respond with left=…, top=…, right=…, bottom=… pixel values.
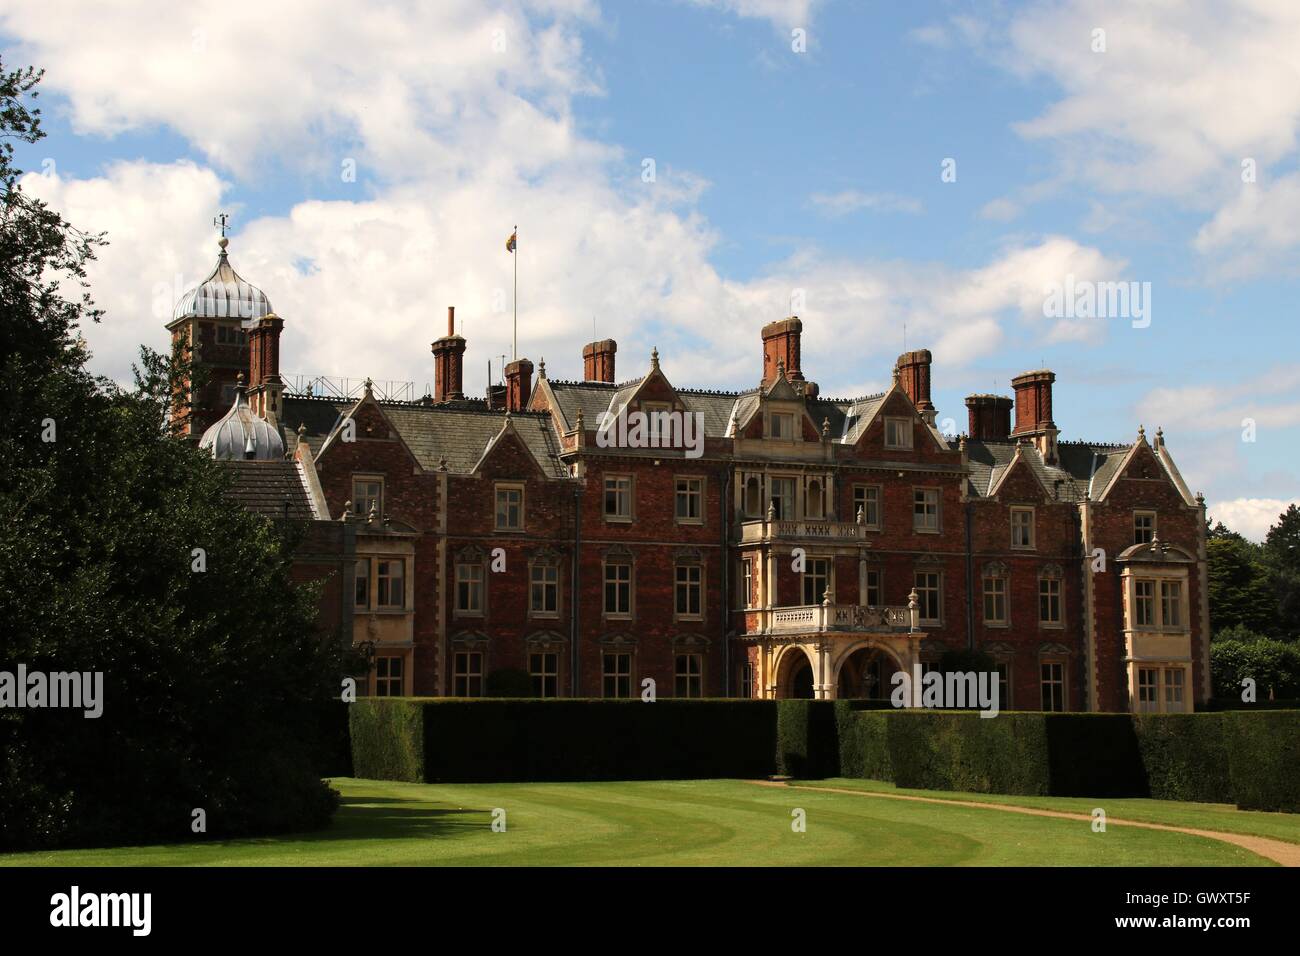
left=281, top=395, right=567, bottom=478
left=962, top=438, right=1099, bottom=502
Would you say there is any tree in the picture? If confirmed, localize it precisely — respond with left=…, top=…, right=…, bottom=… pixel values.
left=1263, top=504, right=1300, bottom=640
left=0, top=59, right=353, bottom=850
left=1206, top=535, right=1273, bottom=637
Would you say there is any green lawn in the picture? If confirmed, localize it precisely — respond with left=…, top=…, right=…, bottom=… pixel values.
left=0, top=777, right=1279, bottom=866
left=795, top=778, right=1300, bottom=846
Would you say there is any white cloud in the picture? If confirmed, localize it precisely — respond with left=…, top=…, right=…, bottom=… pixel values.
left=685, top=0, right=817, bottom=29
left=809, top=190, right=923, bottom=217
left=1003, top=0, right=1300, bottom=198
left=979, top=197, right=1021, bottom=222
left=1193, top=172, right=1300, bottom=279
left=1138, top=366, right=1300, bottom=433
left=1207, top=497, right=1300, bottom=542
left=6, top=0, right=1122, bottom=406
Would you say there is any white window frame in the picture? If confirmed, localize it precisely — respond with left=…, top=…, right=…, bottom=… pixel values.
left=675, top=563, right=704, bottom=620
left=1010, top=506, right=1036, bottom=550
left=1134, top=510, right=1157, bottom=545
left=455, top=561, right=484, bottom=615
left=914, top=570, right=942, bottom=625
left=768, top=411, right=796, bottom=440
left=853, top=484, right=882, bottom=529
left=884, top=417, right=913, bottom=450
left=913, top=487, right=940, bottom=533
left=352, top=475, right=384, bottom=519
left=604, top=474, right=634, bottom=522
left=494, top=482, right=525, bottom=531
left=983, top=574, right=1008, bottom=626
left=603, top=558, right=633, bottom=618
left=529, top=561, right=559, bottom=617
left=675, top=476, right=704, bottom=525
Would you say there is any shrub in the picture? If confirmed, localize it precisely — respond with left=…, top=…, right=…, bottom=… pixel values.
left=775, top=700, right=838, bottom=777
left=351, top=699, right=777, bottom=783
left=1211, top=639, right=1300, bottom=699
left=835, top=702, right=892, bottom=781
left=1132, top=713, right=1231, bottom=803
left=1224, top=711, right=1300, bottom=812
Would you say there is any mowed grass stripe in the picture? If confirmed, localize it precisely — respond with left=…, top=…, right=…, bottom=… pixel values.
left=0, top=778, right=1272, bottom=867
left=792, top=778, right=1300, bottom=846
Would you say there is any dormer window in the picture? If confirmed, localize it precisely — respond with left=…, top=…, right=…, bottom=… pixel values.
left=884, top=417, right=913, bottom=449
left=352, top=476, right=383, bottom=518
left=768, top=412, right=796, bottom=439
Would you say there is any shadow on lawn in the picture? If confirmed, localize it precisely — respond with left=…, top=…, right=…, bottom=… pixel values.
left=292, top=796, right=493, bottom=843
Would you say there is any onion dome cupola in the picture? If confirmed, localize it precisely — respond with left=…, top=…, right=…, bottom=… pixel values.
left=171, top=237, right=273, bottom=325
left=199, top=374, right=285, bottom=460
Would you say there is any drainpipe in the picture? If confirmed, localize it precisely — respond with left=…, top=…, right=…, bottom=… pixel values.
left=964, top=502, right=975, bottom=651
left=571, top=484, right=583, bottom=697
left=721, top=468, right=731, bottom=696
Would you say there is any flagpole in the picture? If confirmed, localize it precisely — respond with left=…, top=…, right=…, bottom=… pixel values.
left=513, top=224, right=518, bottom=361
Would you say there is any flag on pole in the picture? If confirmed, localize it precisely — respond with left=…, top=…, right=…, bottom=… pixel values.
left=506, top=230, right=517, bottom=253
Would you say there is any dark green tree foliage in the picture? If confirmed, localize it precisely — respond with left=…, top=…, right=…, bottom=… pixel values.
left=1206, top=537, right=1274, bottom=636
left=1210, top=640, right=1300, bottom=700
left=1264, top=504, right=1300, bottom=639
left=0, top=61, right=350, bottom=850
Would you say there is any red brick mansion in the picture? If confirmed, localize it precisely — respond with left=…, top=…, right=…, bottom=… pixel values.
left=170, top=238, right=1212, bottom=713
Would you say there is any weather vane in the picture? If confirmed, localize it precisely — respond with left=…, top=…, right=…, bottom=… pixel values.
left=213, top=212, right=230, bottom=238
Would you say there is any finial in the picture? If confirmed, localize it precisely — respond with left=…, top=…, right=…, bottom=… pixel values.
left=822, top=417, right=830, bottom=439
left=651, top=346, right=660, bottom=369
left=438, top=456, right=448, bottom=472
left=1196, top=491, right=1205, bottom=507
left=1155, top=425, right=1163, bottom=445
left=218, top=236, right=229, bottom=253
left=1138, top=423, right=1146, bottom=440
left=576, top=408, right=585, bottom=428
left=822, top=584, right=833, bottom=607
left=766, top=501, right=776, bottom=522
left=856, top=505, right=864, bottom=525
left=892, top=365, right=900, bottom=384
left=364, top=376, right=374, bottom=396
left=236, top=371, right=245, bottom=387
left=538, top=357, right=546, bottom=377
left=958, top=434, right=967, bottom=453
left=342, top=500, right=353, bottom=519
left=296, top=421, right=306, bottom=438
left=367, top=502, right=378, bottom=525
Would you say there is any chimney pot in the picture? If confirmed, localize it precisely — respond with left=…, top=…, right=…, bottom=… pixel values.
left=505, top=357, right=534, bottom=413
left=761, top=317, right=803, bottom=387
left=582, top=339, right=617, bottom=383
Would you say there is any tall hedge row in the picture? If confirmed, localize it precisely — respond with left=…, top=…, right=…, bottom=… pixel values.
left=350, top=698, right=777, bottom=783
left=836, top=708, right=1299, bottom=811
left=775, top=700, right=839, bottom=777
left=345, top=699, right=1299, bottom=812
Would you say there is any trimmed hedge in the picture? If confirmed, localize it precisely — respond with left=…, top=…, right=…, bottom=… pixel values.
left=345, top=698, right=1300, bottom=812
left=775, top=701, right=839, bottom=777
left=1224, top=711, right=1300, bottom=812
left=350, top=698, right=777, bottom=783
left=836, top=708, right=1300, bottom=811
left=835, top=702, right=892, bottom=781
left=1133, top=713, right=1232, bottom=803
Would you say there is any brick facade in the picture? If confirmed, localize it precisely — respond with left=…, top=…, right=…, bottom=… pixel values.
left=182, top=267, right=1209, bottom=711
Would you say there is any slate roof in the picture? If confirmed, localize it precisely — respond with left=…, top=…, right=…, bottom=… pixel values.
left=221, top=460, right=317, bottom=519
left=960, top=438, right=1134, bottom=501
left=545, top=378, right=892, bottom=444
left=280, top=396, right=568, bottom=478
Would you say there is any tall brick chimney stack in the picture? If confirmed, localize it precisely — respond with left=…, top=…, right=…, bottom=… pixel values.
left=431, top=306, right=467, bottom=402
left=505, top=357, right=534, bottom=413
left=583, top=339, right=617, bottom=383
left=761, top=317, right=804, bottom=387
left=1011, top=369, right=1059, bottom=463
left=965, top=394, right=1013, bottom=441
left=247, top=312, right=284, bottom=424
left=895, top=349, right=935, bottom=421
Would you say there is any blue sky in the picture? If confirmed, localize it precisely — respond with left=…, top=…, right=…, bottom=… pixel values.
left=3, top=0, right=1298, bottom=537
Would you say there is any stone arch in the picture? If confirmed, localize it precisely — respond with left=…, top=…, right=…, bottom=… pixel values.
left=832, top=640, right=906, bottom=701
left=772, top=643, right=816, bottom=699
